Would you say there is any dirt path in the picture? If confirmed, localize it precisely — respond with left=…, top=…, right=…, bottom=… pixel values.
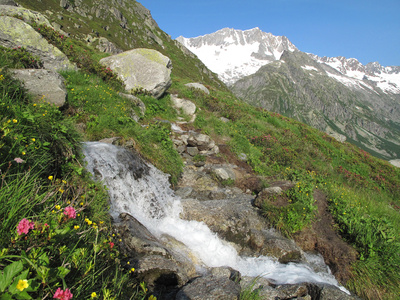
left=294, top=190, right=358, bottom=284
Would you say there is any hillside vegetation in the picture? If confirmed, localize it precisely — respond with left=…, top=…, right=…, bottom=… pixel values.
left=1, top=1, right=400, bottom=299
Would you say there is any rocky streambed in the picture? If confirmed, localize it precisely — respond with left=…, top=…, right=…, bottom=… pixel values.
left=84, top=129, right=360, bottom=300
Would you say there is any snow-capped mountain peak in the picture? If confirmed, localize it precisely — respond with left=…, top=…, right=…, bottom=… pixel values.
left=176, top=27, right=297, bottom=85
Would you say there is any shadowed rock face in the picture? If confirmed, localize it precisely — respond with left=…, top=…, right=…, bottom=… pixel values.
left=100, top=48, right=172, bottom=99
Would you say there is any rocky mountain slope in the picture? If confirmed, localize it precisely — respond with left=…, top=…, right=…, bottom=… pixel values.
left=178, top=28, right=400, bottom=160
left=177, top=27, right=297, bottom=85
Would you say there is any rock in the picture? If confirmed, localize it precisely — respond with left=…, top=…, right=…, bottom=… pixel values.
left=10, top=69, right=67, bottom=107
left=171, top=94, right=197, bottom=116
left=238, top=153, right=247, bottom=161
left=0, top=6, right=52, bottom=27
left=0, top=16, right=75, bottom=71
left=186, top=147, right=199, bottom=157
left=307, top=283, right=358, bottom=300
left=185, top=82, right=210, bottom=95
left=187, top=132, right=215, bottom=151
left=96, top=37, right=123, bottom=54
left=213, top=167, right=236, bottom=182
left=118, top=92, right=146, bottom=116
left=114, top=213, right=195, bottom=293
left=390, top=159, right=400, bottom=168
left=176, top=272, right=241, bottom=300
left=0, top=1, right=17, bottom=6
left=253, top=186, right=284, bottom=208
left=100, top=48, right=172, bottom=99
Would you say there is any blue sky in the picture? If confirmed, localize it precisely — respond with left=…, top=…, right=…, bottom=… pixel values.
left=139, top=0, right=400, bottom=67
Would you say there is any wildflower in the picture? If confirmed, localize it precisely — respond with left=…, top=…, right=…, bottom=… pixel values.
left=148, top=295, right=157, bottom=300
left=129, top=267, right=135, bottom=273
left=64, top=206, right=76, bottom=219
left=14, top=157, right=25, bottom=163
left=31, top=138, right=35, bottom=142
left=55, top=205, right=61, bottom=210
left=109, top=241, right=114, bottom=249
left=12, top=119, right=17, bottom=123
left=17, top=218, right=35, bottom=235
left=48, top=175, right=54, bottom=180
left=74, top=225, right=80, bottom=230
left=53, top=287, right=73, bottom=300
left=59, top=189, right=64, bottom=193
left=91, top=292, right=97, bottom=298
left=0, top=74, right=4, bottom=81
left=62, top=180, right=67, bottom=184
left=16, top=279, right=29, bottom=291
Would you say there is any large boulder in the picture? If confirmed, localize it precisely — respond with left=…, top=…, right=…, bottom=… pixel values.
left=100, top=48, right=172, bottom=99
left=0, top=16, right=75, bottom=71
left=10, top=69, right=68, bottom=107
left=0, top=1, right=17, bottom=6
left=180, top=197, right=303, bottom=262
left=0, top=6, right=52, bottom=27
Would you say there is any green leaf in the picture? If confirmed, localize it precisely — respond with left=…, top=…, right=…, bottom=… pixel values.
left=8, top=269, right=29, bottom=295
left=57, top=266, right=70, bottom=279
left=0, top=261, right=23, bottom=292
left=0, top=293, right=13, bottom=300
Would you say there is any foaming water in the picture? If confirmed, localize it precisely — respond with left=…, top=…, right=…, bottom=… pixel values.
left=83, top=142, right=347, bottom=291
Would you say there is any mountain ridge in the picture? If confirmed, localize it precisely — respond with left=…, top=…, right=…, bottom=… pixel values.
left=177, top=27, right=400, bottom=160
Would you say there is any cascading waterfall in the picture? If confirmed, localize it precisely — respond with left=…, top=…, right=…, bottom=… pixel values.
left=83, top=142, right=347, bottom=291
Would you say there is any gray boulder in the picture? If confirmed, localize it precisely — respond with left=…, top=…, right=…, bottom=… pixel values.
left=185, top=82, right=210, bottom=95
left=0, top=1, right=17, bottom=6
left=10, top=69, right=67, bottom=107
left=187, top=132, right=216, bottom=152
left=0, top=6, right=52, bottom=27
left=176, top=268, right=241, bottom=300
left=180, top=197, right=303, bottom=262
left=100, top=48, right=172, bottom=99
left=171, top=94, right=197, bottom=116
left=0, top=16, right=75, bottom=71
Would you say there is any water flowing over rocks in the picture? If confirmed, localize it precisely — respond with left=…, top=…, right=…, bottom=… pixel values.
left=83, top=142, right=355, bottom=299
left=99, top=48, right=172, bottom=99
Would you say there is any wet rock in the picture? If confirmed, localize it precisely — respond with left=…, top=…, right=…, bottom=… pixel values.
left=176, top=270, right=241, bottom=300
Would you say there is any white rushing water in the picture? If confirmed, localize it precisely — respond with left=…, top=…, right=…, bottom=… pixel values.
left=83, top=142, right=348, bottom=291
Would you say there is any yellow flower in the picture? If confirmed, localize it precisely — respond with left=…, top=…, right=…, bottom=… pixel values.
left=33, top=103, right=37, bottom=107
left=148, top=295, right=157, bottom=300
left=22, top=151, right=26, bottom=155
left=58, top=189, right=64, bottom=193
left=16, top=279, right=29, bottom=291
left=12, top=119, right=17, bottom=123
left=74, top=225, right=80, bottom=230
left=129, top=267, right=135, bottom=273
left=91, top=292, right=97, bottom=298
left=48, top=175, right=53, bottom=180
left=62, top=180, right=67, bottom=184
left=31, top=138, right=35, bottom=142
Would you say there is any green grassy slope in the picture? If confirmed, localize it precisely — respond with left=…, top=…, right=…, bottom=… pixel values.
left=1, top=1, right=400, bottom=299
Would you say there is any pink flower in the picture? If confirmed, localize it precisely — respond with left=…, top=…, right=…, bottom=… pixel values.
left=109, top=242, right=114, bottom=249
left=63, top=206, right=76, bottom=219
left=53, top=288, right=73, bottom=300
left=17, top=218, right=35, bottom=235
left=14, top=157, right=25, bottom=163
